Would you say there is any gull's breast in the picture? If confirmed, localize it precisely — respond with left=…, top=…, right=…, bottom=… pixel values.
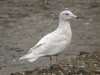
left=43, top=34, right=71, bottom=56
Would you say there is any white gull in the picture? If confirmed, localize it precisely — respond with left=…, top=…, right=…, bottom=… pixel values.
left=19, top=9, right=79, bottom=62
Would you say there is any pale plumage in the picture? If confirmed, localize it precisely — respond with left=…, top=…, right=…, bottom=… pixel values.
left=19, top=9, right=78, bottom=62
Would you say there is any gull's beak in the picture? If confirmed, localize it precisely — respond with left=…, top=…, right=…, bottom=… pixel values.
left=73, top=15, right=79, bottom=19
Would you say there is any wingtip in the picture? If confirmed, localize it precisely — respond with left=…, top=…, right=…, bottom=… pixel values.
left=27, top=57, right=38, bottom=62
left=19, top=57, right=24, bottom=60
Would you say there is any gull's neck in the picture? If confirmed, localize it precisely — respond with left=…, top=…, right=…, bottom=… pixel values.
left=58, top=20, right=70, bottom=29
left=58, top=19, right=72, bottom=34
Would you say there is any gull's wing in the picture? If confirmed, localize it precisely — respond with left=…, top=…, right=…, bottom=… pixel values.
left=19, top=43, right=45, bottom=59
left=29, top=29, right=65, bottom=53
left=28, top=43, right=45, bottom=54
left=19, top=30, right=62, bottom=60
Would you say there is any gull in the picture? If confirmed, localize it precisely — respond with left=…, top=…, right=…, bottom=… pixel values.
left=19, top=9, right=79, bottom=67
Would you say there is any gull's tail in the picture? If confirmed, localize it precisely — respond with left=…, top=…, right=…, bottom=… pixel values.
left=19, top=56, right=38, bottom=62
left=19, top=53, right=44, bottom=62
left=19, top=53, right=39, bottom=62
left=19, top=43, right=45, bottom=62
left=27, top=58, right=38, bottom=62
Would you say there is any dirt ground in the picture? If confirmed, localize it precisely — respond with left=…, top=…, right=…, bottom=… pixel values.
left=0, top=0, right=100, bottom=75
left=12, top=51, right=100, bottom=75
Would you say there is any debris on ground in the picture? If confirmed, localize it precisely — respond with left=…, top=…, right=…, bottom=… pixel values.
left=11, top=51, right=100, bottom=75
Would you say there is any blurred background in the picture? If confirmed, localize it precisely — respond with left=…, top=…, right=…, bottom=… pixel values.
left=0, top=0, right=100, bottom=75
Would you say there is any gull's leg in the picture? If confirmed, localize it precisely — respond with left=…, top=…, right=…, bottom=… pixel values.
left=55, top=55, right=60, bottom=69
left=49, top=56, right=53, bottom=69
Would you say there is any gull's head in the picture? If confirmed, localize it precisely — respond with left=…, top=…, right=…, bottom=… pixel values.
left=59, top=8, right=79, bottom=21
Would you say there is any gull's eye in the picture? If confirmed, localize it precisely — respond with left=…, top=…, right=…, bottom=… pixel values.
left=66, top=14, right=69, bottom=15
